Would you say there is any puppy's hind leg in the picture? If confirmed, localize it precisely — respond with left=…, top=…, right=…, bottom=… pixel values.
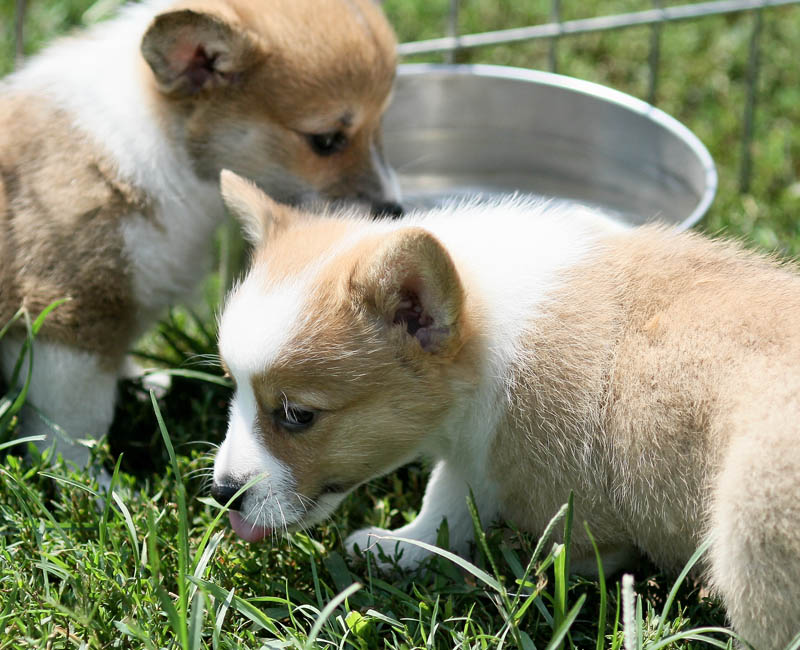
left=708, top=428, right=800, bottom=650
left=1, top=337, right=119, bottom=473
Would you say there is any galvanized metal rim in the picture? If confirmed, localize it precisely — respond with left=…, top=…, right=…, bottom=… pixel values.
left=396, top=63, right=718, bottom=230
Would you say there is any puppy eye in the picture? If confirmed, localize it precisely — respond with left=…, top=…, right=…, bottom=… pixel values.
left=274, top=404, right=316, bottom=432
left=307, top=131, right=348, bottom=157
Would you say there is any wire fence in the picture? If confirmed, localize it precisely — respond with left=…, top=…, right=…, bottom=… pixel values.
left=11, top=0, right=800, bottom=192
left=14, top=0, right=26, bottom=67
left=396, top=0, right=800, bottom=193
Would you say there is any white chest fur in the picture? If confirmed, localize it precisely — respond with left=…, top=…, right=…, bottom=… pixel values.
left=9, top=0, right=224, bottom=317
left=122, top=188, right=224, bottom=317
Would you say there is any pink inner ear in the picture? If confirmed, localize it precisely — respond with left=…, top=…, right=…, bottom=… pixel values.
left=393, top=290, right=449, bottom=351
left=169, top=37, right=216, bottom=89
left=184, top=45, right=215, bottom=89
left=394, top=288, right=430, bottom=329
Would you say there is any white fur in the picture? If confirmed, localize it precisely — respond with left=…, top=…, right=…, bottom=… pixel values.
left=0, top=337, right=118, bottom=467
left=346, top=460, right=499, bottom=567
left=7, top=1, right=226, bottom=316
left=10, top=0, right=181, bottom=192
left=220, top=277, right=310, bottom=379
left=347, top=199, right=624, bottom=567
left=218, top=198, right=625, bottom=565
left=219, top=225, right=385, bottom=377
left=370, top=142, right=402, bottom=203
left=411, top=199, right=623, bottom=448
left=214, top=381, right=306, bottom=532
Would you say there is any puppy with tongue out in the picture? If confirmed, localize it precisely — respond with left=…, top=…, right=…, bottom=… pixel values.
left=209, top=170, right=620, bottom=572
left=210, top=166, right=800, bottom=650
left=209, top=169, right=487, bottom=567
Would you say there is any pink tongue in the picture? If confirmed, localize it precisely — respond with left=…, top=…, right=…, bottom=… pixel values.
left=228, top=511, right=270, bottom=543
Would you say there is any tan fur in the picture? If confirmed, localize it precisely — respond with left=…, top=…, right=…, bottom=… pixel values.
left=245, top=222, right=472, bottom=500
left=0, top=0, right=396, bottom=357
left=0, top=94, right=146, bottom=361
left=492, top=226, right=800, bottom=646
left=217, top=186, right=800, bottom=646
left=142, top=0, right=396, bottom=196
left=1, top=0, right=398, bottom=467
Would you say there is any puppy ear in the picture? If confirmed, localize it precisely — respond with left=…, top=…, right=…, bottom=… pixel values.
left=357, top=228, right=464, bottom=355
left=141, top=10, right=261, bottom=96
left=220, top=170, right=282, bottom=245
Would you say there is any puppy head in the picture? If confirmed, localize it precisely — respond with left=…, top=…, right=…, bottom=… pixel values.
left=212, top=172, right=468, bottom=541
left=141, top=0, right=400, bottom=214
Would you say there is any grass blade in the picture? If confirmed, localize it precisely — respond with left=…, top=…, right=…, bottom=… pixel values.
left=0, top=299, right=67, bottom=437
left=188, top=590, right=206, bottom=650
left=466, top=488, right=502, bottom=582
left=532, top=503, right=569, bottom=575
left=114, top=620, right=158, bottom=650
left=38, top=471, right=100, bottom=498
left=584, top=522, right=608, bottom=650
left=155, top=585, right=184, bottom=641
left=305, top=582, right=362, bottom=650
left=544, top=594, right=586, bottom=650
left=0, top=434, right=45, bottom=452
left=144, top=368, right=231, bottom=387
left=151, top=391, right=189, bottom=648
left=189, top=576, right=282, bottom=634
left=649, top=627, right=741, bottom=650
left=375, top=534, right=501, bottom=592
left=213, top=588, right=235, bottom=649
left=111, top=491, right=140, bottom=566
left=99, top=456, right=123, bottom=554
left=0, top=307, right=25, bottom=341
left=193, top=530, right=225, bottom=582
left=653, top=536, right=712, bottom=640
left=30, top=298, right=69, bottom=334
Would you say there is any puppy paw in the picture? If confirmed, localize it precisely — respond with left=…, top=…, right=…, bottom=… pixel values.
left=140, top=369, right=172, bottom=399
left=345, top=526, right=431, bottom=571
left=122, top=358, right=172, bottom=399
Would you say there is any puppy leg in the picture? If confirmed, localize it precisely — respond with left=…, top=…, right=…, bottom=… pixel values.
left=1, top=337, right=119, bottom=471
left=708, top=432, right=800, bottom=649
left=346, top=460, right=498, bottom=570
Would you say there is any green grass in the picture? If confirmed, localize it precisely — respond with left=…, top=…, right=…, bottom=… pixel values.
left=2, top=0, right=800, bottom=647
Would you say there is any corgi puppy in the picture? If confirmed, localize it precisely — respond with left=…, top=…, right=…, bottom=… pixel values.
left=0, top=0, right=400, bottom=467
left=212, top=171, right=800, bottom=649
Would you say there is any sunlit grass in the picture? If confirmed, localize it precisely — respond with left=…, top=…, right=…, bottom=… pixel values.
left=2, top=0, right=799, bottom=646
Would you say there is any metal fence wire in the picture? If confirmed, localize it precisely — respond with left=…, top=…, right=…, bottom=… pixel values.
left=12, top=0, right=800, bottom=192
left=397, top=0, right=800, bottom=193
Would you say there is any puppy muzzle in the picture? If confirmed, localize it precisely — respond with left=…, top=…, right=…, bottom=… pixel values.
left=371, top=200, right=404, bottom=219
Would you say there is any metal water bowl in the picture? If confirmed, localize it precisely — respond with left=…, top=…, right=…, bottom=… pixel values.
left=383, top=64, right=717, bottom=230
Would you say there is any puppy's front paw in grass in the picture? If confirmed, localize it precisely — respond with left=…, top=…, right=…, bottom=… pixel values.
left=346, top=526, right=432, bottom=571
left=122, top=359, right=172, bottom=400
left=140, top=370, right=172, bottom=400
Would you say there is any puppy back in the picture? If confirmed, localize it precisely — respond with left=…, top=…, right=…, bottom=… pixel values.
left=492, top=224, right=800, bottom=567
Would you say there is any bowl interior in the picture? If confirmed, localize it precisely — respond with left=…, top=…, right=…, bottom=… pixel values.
left=383, top=65, right=717, bottom=229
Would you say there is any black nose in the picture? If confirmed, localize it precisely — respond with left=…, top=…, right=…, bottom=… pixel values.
left=371, top=200, right=404, bottom=219
left=211, top=481, right=245, bottom=511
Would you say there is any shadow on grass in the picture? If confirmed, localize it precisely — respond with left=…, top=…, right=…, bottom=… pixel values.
left=108, top=373, right=231, bottom=478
